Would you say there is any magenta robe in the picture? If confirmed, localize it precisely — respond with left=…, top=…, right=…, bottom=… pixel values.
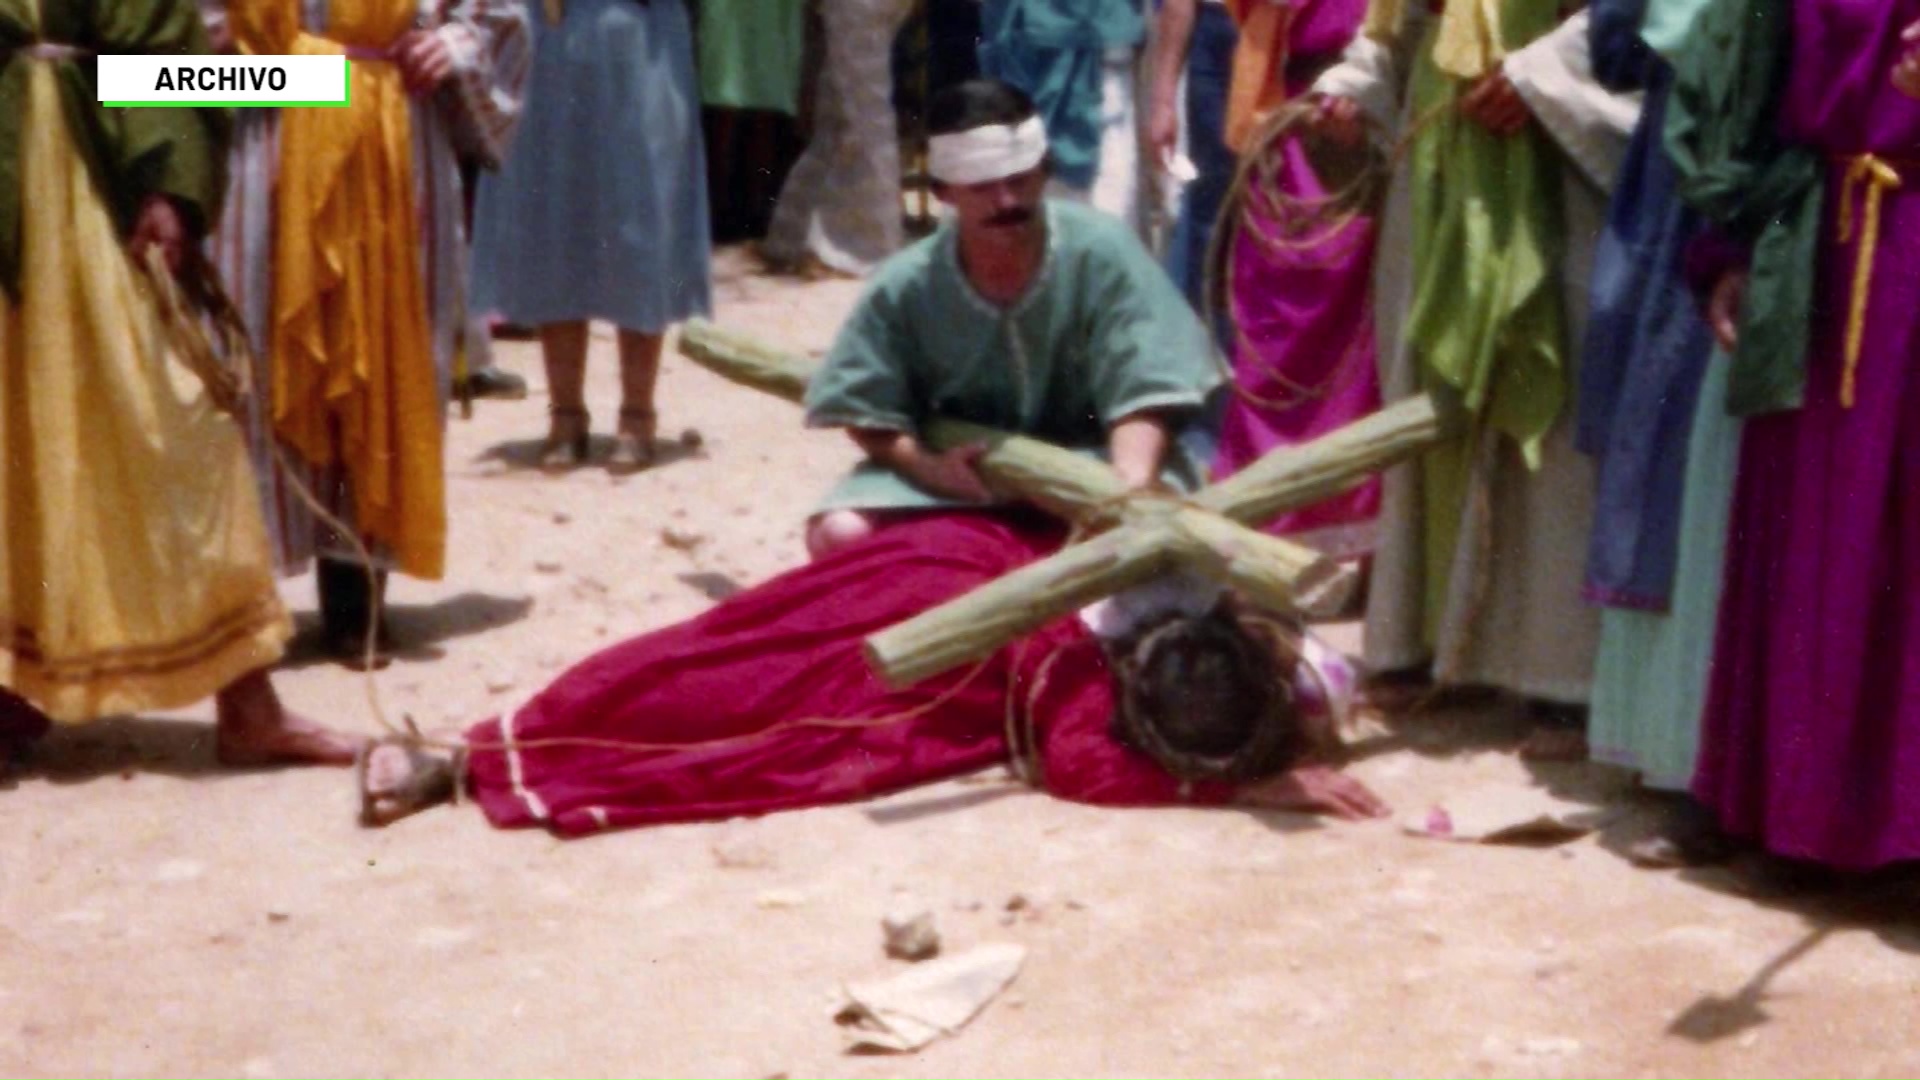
left=465, top=513, right=1241, bottom=837
left=1211, top=0, right=1378, bottom=557
left=1691, top=0, right=1920, bottom=870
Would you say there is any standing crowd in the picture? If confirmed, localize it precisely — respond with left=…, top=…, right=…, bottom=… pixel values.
left=3, top=0, right=1919, bottom=882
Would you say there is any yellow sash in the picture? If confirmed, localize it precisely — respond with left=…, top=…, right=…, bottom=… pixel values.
left=1835, top=153, right=1902, bottom=409
left=230, top=0, right=446, bottom=580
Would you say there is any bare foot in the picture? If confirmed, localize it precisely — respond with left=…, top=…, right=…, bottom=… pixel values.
left=359, top=739, right=458, bottom=826
left=362, top=742, right=416, bottom=798
left=214, top=669, right=361, bottom=766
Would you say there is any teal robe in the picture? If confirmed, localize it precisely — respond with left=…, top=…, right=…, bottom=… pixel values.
left=1663, top=0, right=1822, bottom=417
left=804, top=200, right=1223, bottom=513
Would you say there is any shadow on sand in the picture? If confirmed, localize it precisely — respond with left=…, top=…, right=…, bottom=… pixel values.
left=275, top=591, right=534, bottom=670
left=473, top=432, right=706, bottom=474
left=15, top=717, right=288, bottom=784
left=1356, top=683, right=1920, bottom=1047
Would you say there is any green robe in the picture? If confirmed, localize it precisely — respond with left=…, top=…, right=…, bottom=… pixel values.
left=0, top=0, right=228, bottom=295
left=1662, top=0, right=1820, bottom=417
left=1402, top=0, right=1570, bottom=469
left=1319, top=1, right=1637, bottom=700
left=696, top=0, right=805, bottom=115
left=804, top=200, right=1223, bottom=513
left=1396, top=0, right=1575, bottom=654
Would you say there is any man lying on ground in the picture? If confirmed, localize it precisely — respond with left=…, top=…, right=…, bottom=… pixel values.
left=360, top=514, right=1386, bottom=830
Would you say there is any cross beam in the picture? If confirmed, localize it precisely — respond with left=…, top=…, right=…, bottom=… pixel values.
left=677, top=320, right=1443, bottom=687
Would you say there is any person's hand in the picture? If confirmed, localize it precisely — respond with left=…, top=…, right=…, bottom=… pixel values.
left=128, top=194, right=188, bottom=275
left=1459, top=69, right=1532, bottom=137
left=1707, top=269, right=1747, bottom=354
left=1311, top=94, right=1366, bottom=148
left=1147, top=93, right=1180, bottom=170
left=1239, top=764, right=1390, bottom=820
left=394, top=29, right=454, bottom=95
left=907, top=443, right=994, bottom=503
left=1894, top=20, right=1920, bottom=99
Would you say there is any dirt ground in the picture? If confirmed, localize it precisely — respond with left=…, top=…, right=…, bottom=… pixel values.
left=5, top=249, right=1919, bottom=1078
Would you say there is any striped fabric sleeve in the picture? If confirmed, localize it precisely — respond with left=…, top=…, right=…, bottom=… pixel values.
left=433, top=0, right=532, bottom=166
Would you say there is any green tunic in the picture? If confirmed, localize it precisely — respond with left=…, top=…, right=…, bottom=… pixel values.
left=0, top=0, right=229, bottom=295
left=1396, top=1, right=1572, bottom=647
left=804, top=199, right=1223, bottom=513
left=1663, top=0, right=1821, bottom=417
left=1402, top=0, right=1570, bottom=469
left=696, top=0, right=805, bottom=115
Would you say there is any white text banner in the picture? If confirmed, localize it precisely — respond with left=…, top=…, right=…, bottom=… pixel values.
left=97, top=55, right=349, bottom=106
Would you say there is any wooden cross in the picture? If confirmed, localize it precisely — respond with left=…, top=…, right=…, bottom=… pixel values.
left=677, top=320, right=1444, bottom=688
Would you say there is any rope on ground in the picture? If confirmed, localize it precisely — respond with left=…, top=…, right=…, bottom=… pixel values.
left=453, top=654, right=996, bottom=758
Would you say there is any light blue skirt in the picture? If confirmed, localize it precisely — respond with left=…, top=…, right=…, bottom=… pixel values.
left=1587, top=352, right=1744, bottom=791
left=472, top=0, right=712, bottom=332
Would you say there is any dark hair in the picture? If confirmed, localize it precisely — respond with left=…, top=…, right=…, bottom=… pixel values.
left=927, top=78, right=1039, bottom=138
left=1108, top=607, right=1304, bottom=783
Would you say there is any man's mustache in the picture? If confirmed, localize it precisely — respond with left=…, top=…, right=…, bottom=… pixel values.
left=986, top=207, right=1035, bottom=227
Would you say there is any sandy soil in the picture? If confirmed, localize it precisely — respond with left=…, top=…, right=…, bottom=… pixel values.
left=4, top=249, right=1919, bottom=1078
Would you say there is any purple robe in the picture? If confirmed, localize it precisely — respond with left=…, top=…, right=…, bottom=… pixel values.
left=1692, top=0, right=1920, bottom=870
left=1210, top=0, right=1377, bottom=558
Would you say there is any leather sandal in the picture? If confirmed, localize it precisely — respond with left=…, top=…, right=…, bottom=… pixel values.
left=539, top=405, right=591, bottom=469
left=608, top=405, right=657, bottom=473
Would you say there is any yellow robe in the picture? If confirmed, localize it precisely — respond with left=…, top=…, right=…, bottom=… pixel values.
left=0, top=58, right=289, bottom=721
left=232, top=0, right=447, bottom=580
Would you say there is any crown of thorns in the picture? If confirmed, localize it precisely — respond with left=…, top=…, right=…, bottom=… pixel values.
left=1106, top=608, right=1305, bottom=783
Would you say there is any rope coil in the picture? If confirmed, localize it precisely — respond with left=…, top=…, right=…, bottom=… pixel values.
left=1202, top=100, right=1393, bottom=412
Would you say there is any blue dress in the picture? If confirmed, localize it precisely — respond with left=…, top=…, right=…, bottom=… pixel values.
left=471, top=0, right=713, bottom=332
left=1582, top=0, right=1739, bottom=791
left=1573, top=0, right=1715, bottom=610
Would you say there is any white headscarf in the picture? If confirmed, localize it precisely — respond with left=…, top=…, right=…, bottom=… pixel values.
left=927, top=116, right=1049, bottom=185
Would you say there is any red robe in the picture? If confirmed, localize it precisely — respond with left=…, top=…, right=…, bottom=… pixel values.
left=465, top=512, right=1238, bottom=837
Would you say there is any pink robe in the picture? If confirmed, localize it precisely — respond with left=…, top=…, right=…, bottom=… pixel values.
left=1210, top=0, right=1380, bottom=557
